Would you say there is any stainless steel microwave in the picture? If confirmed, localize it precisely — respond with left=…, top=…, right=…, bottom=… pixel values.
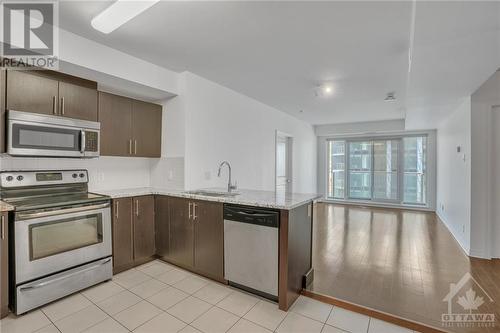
left=7, top=110, right=100, bottom=158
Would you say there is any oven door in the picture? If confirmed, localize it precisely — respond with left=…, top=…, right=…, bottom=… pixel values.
left=8, top=120, right=85, bottom=157
left=14, top=202, right=112, bottom=284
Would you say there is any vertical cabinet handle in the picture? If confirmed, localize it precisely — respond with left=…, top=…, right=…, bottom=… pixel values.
left=135, top=199, right=139, bottom=217
left=188, top=202, right=192, bottom=219
left=134, top=140, right=137, bottom=155
left=128, top=139, right=132, bottom=155
left=1, top=215, right=5, bottom=240
left=60, top=97, right=65, bottom=115
left=114, top=201, right=119, bottom=219
left=52, top=96, right=57, bottom=115
left=193, top=203, right=197, bottom=220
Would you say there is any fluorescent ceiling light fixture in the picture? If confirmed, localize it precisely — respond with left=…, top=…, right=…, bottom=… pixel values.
left=91, top=0, right=160, bottom=34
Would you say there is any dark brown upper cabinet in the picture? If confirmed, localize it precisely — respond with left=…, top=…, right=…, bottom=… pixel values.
left=133, top=195, right=156, bottom=261
left=99, top=92, right=133, bottom=156
left=5, top=70, right=98, bottom=121
left=98, top=92, right=162, bottom=158
left=131, top=100, right=162, bottom=157
left=58, top=81, right=98, bottom=121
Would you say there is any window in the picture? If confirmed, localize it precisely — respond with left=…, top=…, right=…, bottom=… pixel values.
left=326, top=135, right=428, bottom=206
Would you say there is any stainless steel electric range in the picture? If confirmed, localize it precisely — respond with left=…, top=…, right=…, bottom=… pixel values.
left=0, top=170, right=112, bottom=315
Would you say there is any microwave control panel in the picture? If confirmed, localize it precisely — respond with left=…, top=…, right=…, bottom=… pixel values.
left=85, top=131, right=99, bottom=152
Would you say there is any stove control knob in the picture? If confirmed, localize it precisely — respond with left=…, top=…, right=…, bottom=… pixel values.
left=17, top=175, right=24, bottom=181
left=72, top=173, right=78, bottom=178
left=79, top=173, right=85, bottom=178
left=6, top=176, right=13, bottom=181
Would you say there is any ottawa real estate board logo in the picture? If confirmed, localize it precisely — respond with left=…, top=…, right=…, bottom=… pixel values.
left=1, top=1, right=59, bottom=69
left=442, top=272, right=495, bottom=328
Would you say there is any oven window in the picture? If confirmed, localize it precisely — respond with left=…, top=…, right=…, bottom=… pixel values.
left=29, top=214, right=103, bottom=260
left=12, top=124, right=80, bottom=151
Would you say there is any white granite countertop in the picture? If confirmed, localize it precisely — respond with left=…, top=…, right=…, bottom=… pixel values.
left=95, top=187, right=322, bottom=210
left=0, top=200, right=15, bottom=212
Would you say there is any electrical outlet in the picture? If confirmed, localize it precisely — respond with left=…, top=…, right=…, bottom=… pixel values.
left=441, top=203, right=445, bottom=211
left=462, top=225, right=465, bottom=233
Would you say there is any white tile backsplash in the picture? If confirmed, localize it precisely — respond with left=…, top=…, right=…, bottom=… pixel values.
left=0, top=155, right=185, bottom=192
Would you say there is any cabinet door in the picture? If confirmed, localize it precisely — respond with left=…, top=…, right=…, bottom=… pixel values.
left=112, top=198, right=134, bottom=272
left=1, top=213, right=9, bottom=318
left=168, top=197, right=193, bottom=268
left=58, top=81, right=98, bottom=121
left=6, top=70, right=58, bottom=115
left=155, top=196, right=169, bottom=258
left=98, top=92, right=133, bottom=156
left=132, top=100, right=162, bottom=157
left=193, top=201, right=224, bottom=279
left=133, top=196, right=155, bottom=261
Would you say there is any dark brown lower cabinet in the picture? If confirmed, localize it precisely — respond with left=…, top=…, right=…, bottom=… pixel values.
left=1, top=212, right=9, bottom=318
left=193, top=200, right=224, bottom=279
left=112, top=198, right=134, bottom=273
left=155, top=196, right=224, bottom=281
left=112, top=196, right=155, bottom=273
left=167, top=197, right=194, bottom=268
left=133, top=196, right=155, bottom=261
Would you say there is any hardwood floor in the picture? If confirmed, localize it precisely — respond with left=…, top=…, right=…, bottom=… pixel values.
left=307, top=203, right=500, bottom=333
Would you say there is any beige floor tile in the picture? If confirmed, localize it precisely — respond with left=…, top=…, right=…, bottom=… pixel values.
left=129, top=279, right=169, bottom=298
left=243, top=300, right=287, bottom=331
left=276, top=312, right=323, bottom=333
left=113, top=269, right=152, bottom=289
left=42, top=293, right=92, bottom=322
left=326, top=307, right=370, bottom=333
left=178, top=326, right=203, bottom=333
left=227, top=319, right=272, bottom=333
left=82, top=318, right=128, bottom=333
left=97, top=290, right=142, bottom=315
left=191, top=307, right=239, bottom=333
left=137, top=261, right=175, bottom=277
left=113, top=300, right=162, bottom=331
left=147, top=286, right=189, bottom=310
left=0, top=310, right=51, bottom=333
left=34, top=324, right=60, bottom=333
left=290, top=296, right=333, bottom=323
left=167, top=296, right=212, bottom=323
left=321, top=324, right=347, bottom=333
left=193, top=283, right=232, bottom=305
left=216, top=291, right=259, bottom=317
left=54, top=304, right=109, bottom=333
left=81, top=281, right=125, bottom=303
left=173, top=276, right=208, bottom=294
left=134, top=312, right=187, bottom=333
left=368, top=318, right=412, bottom=333
left=156, top=268, right=190, bottom=285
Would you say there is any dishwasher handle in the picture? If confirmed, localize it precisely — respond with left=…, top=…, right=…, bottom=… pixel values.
left=223, top=205, right=279, bottom=228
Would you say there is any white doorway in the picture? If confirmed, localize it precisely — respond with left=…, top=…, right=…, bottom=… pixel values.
left=275, top=131, right=293, bottom=193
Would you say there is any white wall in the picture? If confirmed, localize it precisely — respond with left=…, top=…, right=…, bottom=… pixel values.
left=436, top=97, right=471, bottom=254
left=470, top=70, right=500, bottom=258
left=177, top=72, right=317, bottom=193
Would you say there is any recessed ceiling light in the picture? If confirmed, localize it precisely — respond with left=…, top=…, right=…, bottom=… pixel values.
left=384, top=92, right=396, bottom=101
left=315, top=83, right=334, bottom=97
left=91, top=0, right=160, bottom=34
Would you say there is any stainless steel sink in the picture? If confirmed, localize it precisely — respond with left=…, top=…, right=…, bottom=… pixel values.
left=184, top=190, right=240, bottom=197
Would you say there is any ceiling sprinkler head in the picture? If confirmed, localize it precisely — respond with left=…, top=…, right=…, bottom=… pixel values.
left=384, top=92, right=396, bottom=101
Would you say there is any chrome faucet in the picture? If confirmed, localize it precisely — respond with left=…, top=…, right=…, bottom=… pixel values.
left=217, top=161, right=237, bottom=193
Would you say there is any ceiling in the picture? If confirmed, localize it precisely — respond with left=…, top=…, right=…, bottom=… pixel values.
left=59, top=1, right=500, bottom=126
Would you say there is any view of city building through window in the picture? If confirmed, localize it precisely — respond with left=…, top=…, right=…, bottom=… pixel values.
left=327, top=136, right=427, bottom=205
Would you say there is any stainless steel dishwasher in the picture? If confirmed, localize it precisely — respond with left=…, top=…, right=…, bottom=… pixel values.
left=223, top=204, right=279, bottom=301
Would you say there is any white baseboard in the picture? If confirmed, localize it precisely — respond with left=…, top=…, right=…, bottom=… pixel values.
left=435, top=211, right=472, bottom=257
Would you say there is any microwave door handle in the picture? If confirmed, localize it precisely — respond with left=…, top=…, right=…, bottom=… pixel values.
left=80, top=130, right=86, bottom=154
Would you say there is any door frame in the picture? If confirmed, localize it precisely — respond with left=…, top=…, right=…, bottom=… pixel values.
left=275, top=130, right=293, bottom=193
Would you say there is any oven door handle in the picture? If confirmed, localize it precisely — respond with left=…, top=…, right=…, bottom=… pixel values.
left=80, top=130, right=86, bottom=154
left=19, top=258, right=112, bottom=292
left=16, top=202, right=110, bottom=220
